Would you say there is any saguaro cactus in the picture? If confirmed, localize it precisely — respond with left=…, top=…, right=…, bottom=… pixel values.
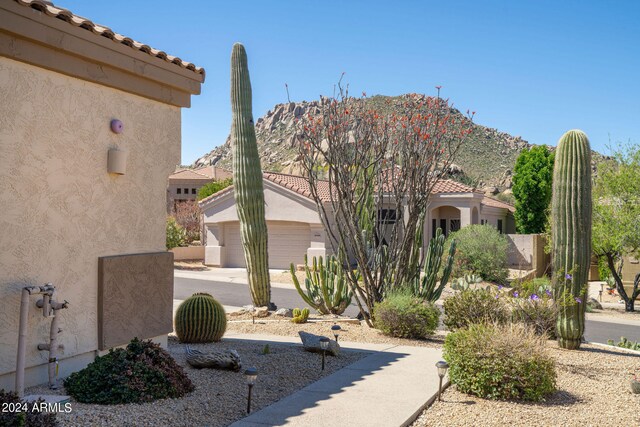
left=230, top=43, right=271, bottom=307
left=551, top=129, right=592, bottom=350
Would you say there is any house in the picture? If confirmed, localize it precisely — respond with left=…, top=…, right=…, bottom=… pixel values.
left=167, top=165, right=231, bottom=213
left=0, top=0, right=203, bottom=390
left=199, top=172, right=515, bottom=269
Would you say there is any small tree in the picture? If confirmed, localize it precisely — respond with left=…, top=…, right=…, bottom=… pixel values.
left=592, top=143, right=640, bottom=311
left=197, top=178, right=233, bottom=200
left=512, top=146, right=554, bottom=234
left=296, top=83, right=473, bottom=325
left=174, top=201, right=201, bottom=243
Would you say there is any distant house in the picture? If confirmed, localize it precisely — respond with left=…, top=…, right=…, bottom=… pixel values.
left=199, top=172, right=515, bottom=269
left=0, top=0, right=203, bottom=390
left=167, top=166, right=231, bottom=213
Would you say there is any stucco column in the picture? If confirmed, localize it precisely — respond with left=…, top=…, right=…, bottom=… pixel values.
left=459, top=206, right=472, bottom=228
left=307, top=224, right=327, bottom=260
left=204, top=224, right=225, bottom=266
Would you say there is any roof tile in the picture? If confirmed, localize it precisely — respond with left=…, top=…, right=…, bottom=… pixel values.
left=14, top=0, right=205, bottom=78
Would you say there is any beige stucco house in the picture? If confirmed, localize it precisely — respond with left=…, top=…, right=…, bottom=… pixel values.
left=200, top=172, right=515, bottom=269
left=167, top=165, right=231, bottom=213
left=0, top=0, right=203, bottom=390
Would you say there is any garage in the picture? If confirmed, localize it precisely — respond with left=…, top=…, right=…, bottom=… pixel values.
left=223, top=221, right=311, bottom=269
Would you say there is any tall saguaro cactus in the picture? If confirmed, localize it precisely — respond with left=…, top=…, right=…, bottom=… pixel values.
left=551, top=129, right=592, bottom=350
left=230, top=43, right=271, bottom=307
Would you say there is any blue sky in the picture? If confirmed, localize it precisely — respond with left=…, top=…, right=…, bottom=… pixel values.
left=58, top=0, right=640, bottom=164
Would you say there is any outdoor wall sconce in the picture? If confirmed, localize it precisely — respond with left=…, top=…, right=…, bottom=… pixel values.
left=436, top=360, right=449, bottom=401
left=107, top=148, right=127, bottom=175
left=331, top=324, right=341, bottom=343
left=320, top=337, right=330, bottom=370
left=244, top=367, right=258, bottom=414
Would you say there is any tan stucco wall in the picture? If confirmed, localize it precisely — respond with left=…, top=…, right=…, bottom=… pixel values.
left=0, top=57, right=180, bottom=385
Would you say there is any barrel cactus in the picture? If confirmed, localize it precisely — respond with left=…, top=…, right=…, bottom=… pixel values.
left=551, top=130, right=592, bottom=350
left=230, top=43, right=271, bottom=307
left=175, top=293, right=226, bottom=343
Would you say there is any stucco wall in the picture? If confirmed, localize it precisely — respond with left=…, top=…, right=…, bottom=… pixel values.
left=0, top=57, right=180, bottom=383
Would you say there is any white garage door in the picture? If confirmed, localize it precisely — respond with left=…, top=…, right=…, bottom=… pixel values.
left=224, top=221, right=311, bottom=269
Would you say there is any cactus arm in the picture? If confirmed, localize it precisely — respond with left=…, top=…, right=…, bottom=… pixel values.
left=291, top=262, right=318, bottom=309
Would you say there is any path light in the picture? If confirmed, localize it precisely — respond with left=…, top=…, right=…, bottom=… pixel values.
left=244, top=367, right=258, bottom=414
left=331, top=324, right=341, bottom=343
left=436, top=361, right=449, bottom=401
left=320, top=337, right=330, bottom=371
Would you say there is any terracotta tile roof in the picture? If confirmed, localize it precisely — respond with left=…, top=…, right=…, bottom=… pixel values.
left=169, top=166, right=232, bottom=180
left=263, top=172, right=333, bottom=202
left=14, top=0, right=205, bottom=78
left=199, top=173, right=514, bottom=214
left=431, top=179, right=480, bottom=194
left=482, top=196, right=516, bottom=213
left=168, top=169, right=213, bottom=180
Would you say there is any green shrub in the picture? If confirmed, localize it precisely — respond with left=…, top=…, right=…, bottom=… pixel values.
left=64, top=338, right=194, bottom=404
left=0, top=389, right=57, bottom=426
left=510, top=294, right=557, bottom=338
left=374, top=292, right=440, bottom=339
left=443, top=288, right=509, bottom=331
left=447, top=224, right=509, bottom=284
left=197, top=178, right=233, bottom=200
left=444, top=323, right=556, bottom=401
left=166, top=216, right=186, bottom=249
left=511, top=277, right=552, bottom=298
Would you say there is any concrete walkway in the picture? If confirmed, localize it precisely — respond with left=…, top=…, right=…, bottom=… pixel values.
left=225, top=333, right=446, bottom=427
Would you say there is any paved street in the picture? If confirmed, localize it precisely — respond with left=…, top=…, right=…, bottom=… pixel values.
left=175, top=272, right=640, bottom=344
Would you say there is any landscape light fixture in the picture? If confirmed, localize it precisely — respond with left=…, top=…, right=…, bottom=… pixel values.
left=244, top=367, right=258, bottom=414
left=320, top=337, right=330, bottom=371
left=435, top=361, right=449, bottom=401
left=331, top=324, right=341, bottom=342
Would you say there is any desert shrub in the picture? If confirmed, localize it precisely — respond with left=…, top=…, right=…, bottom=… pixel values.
left=511, top=277, right=552, bottom=298
left=447, top=224, right=509, bottom=284
left=174, top=201, right=201, bottom=243
left=443, top=288, right=509, bottom=331
left=166, top=216, right=186, bottom=249
left=510, top=294, right=557, bottom=338
left=444, top=323, right=556, bottom=401
left=0, top=389, right=57, bottom=427
left=374, top=292, right=440, bottom=339
left=197, top=178, right=233, bottom=200
left=64, top=338, right=194, bottom=404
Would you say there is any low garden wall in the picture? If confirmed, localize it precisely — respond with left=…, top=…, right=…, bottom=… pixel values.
left=171, top=246, right=205, bottom=261
left=506, top=234, right=549, bottom=278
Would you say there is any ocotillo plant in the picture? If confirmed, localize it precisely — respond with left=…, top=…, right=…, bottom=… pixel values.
left=551, top=129, right=592, bottom=350
left=230, top=43, right=271, bottom=307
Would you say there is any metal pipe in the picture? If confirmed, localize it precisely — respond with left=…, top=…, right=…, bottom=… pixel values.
left=47, top=311, right=60, bottom=389
left=15, top=286, right=35, bottom=398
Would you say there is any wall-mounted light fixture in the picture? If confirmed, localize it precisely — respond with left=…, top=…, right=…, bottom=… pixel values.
left=107, top=148, right=127, bottom=175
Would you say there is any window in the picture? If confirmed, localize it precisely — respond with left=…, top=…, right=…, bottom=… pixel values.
left=191, top=188, right=197, bottom=194
left=440, top=219, right=447, bottom=236
left=450, top=219, right=461, bottom=232
left=377, top=209, right=397, bottom=224
left=183, top=188, right=189, bottom=194
left=432, top=219, right=437, bottom=238
left=497, top=219, right=503, bottom=234
left=177, top=188, right=182, bottom=194
left=480, top=219, right=486, bottom=225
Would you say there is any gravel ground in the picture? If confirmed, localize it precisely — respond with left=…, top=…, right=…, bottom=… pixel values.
left=412, top=342, right=640, bottom=427
left=25, top=335, right=366, bottom=427
left=227, top=313, right=446, bottom=348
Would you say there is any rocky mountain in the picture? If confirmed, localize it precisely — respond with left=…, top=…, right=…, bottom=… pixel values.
left=193, top=94, right=603, bottom=196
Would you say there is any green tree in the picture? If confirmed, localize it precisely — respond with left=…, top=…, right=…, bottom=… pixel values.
left=592, top=143, right=640, bottom=311
left=197, top=178, right=232, bottom=201
left=512, top=146, right=555, bottom=233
